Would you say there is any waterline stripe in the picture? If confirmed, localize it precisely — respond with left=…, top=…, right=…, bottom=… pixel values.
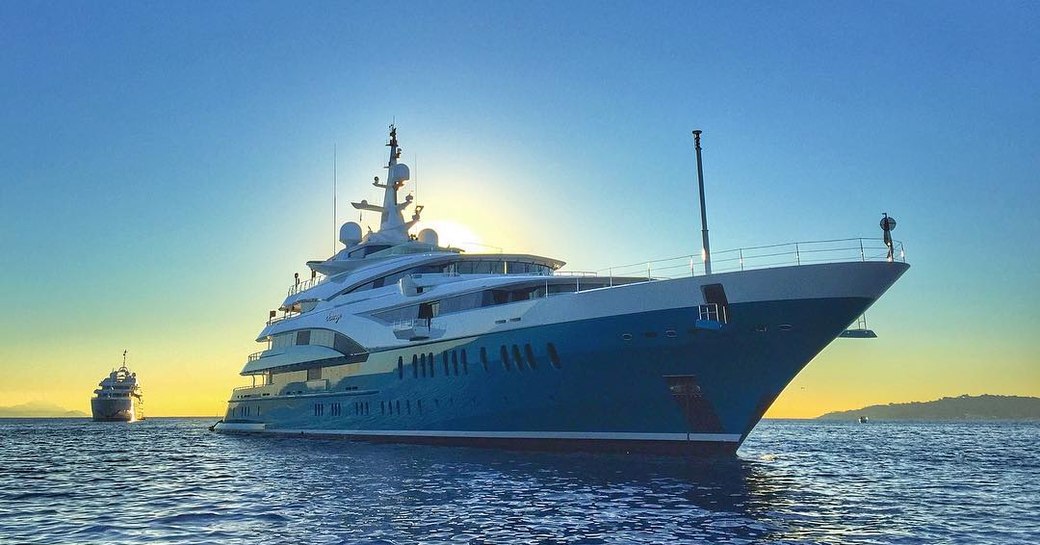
left=257, top=428, right=741, bottom=443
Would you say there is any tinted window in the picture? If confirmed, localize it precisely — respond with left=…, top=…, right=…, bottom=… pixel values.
left=296, top=330, right=311, bottom=345
left=524, top=344, right=537, bottom=369
left=500, top=346, right=512, bottom=371
left=547, top=343, right=561, bottom=369
left=511, top=345, right=524, bottom=371
left=334, top=333, right=365, bottom=355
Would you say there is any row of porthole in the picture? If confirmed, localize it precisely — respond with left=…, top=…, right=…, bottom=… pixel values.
left=620, top=324, right=795, bottom=341
left=754, top=324, right=794, bottom=332
left=312, top=401, right=368, bottom=417
left=301, top=399, right=445, bottom=418
left=380, top=398, right=436, bottom=416
left=228, top=405, right=258, bottom=418
left=398, top=342, right=562, bottom=379
left=399, top=351, right=469, bottom=380
left=620, top=330, right=678, bottom=341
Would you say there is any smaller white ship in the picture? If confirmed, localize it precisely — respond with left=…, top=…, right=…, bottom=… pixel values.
left=91, top=350, right=144, bottom=422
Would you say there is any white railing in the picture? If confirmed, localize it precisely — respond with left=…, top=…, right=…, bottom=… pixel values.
left=554, top=271, right=598, bottom=277
left=287, top=275, right=327, bottom=297
left=698, top=303, right=728, bottom=324
left=593, top=237, right=905, bottom=281
left=393, top=318, right=428, bottom=330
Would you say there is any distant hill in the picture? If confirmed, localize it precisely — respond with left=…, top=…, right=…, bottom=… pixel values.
left=0, top=401, right=87, bottom=418
left=817, top=394, right=1040, bottom=421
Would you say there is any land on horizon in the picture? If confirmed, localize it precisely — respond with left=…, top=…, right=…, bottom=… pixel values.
left=817, top=394, right=1040, bottom=421
left=0, top=401, right=87, bottom=418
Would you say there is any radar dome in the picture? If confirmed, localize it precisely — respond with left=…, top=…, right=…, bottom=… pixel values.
left=389, top=163, right=410, bottom=184
left=417, top=228, right=439, bottom=247
left=339, top=222, right=363, bottom=247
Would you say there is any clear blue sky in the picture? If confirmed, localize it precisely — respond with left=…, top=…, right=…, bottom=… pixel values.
left=1, top=1, right=1037, bottom=415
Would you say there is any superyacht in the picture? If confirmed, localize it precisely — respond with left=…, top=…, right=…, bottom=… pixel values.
left=213, top=126, right=908, bottom=454
left=91, top=351, right=144, bottom=422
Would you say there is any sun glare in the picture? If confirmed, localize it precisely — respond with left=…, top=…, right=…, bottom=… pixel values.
left=419, top=219, right=488, bottom=253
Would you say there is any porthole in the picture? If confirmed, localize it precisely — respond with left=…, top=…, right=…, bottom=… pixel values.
left=511, top=345, right=524, bottom=371
left=547, top=342, right=561, bottom=369
left=524, top=343, right=538, bottom=370
left=500, top=345, right=512, bottom=371
left=665, top=329, right=677, bottom=338
left=778, top=324, right=793, bottom=331
left=621, top=333, right=633, bottom=341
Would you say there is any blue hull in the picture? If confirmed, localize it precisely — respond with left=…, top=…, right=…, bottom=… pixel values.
left=220, top=295, right=871, bottom=454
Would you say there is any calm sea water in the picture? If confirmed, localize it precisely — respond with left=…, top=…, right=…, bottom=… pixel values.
left=0, top=418, right=1036, bottom=544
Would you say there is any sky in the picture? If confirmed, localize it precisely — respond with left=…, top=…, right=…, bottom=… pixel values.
left=1, top=1, right=1037, bottom=417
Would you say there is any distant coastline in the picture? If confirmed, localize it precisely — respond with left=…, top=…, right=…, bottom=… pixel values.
left=0, top=402, right=87, bottom=418
left=817, top=394, right=1040, bottom=421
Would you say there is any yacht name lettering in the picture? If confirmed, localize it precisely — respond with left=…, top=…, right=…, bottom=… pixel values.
left=326, top=313, right=342, bottom=323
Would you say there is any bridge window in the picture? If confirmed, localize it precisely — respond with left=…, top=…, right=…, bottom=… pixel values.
left=333, top=333, right=365, bottom=356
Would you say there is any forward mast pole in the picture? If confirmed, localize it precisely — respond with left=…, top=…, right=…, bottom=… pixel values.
left=693, top=130, right=712, bottom=275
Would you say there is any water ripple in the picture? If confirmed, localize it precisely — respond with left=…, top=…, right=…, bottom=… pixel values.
left=0, top=418, right=1038, bottom=544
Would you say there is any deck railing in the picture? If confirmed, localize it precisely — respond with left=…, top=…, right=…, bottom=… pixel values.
left=572, top=237, right=905, bottom=281
left=287, top=274, right=327, bottom=297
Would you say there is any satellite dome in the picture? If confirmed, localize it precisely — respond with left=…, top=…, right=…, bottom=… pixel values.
left=339, top=222, right=363, bottom=247
left=417, top=228, right=439, bottom=247
left=389, top=163, right=410, bottom=184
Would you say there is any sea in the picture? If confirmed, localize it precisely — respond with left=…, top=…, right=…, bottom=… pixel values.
left=0, top=418, right=1036, bottom=545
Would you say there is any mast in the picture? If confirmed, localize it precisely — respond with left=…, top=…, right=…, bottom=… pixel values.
left=333, top=143, right=337, bottom=254
left=349, top=124, right=421, bottom=244
left=692, top=130, right=712, bottom=274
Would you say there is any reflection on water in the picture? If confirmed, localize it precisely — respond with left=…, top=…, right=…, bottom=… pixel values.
left=1, top=418, right=1037, bottom=544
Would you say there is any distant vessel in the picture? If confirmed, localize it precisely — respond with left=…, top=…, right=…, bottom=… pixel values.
left=859, top=416, right=869, bottom=423
left=213, top=126, right=909, bottom=454
left=91, top=351, right=144, bottom=422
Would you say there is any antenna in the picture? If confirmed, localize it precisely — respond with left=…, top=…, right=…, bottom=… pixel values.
left=333, top=143, right=338, bottom=254
left=692, top=130, right=712, bottom=275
